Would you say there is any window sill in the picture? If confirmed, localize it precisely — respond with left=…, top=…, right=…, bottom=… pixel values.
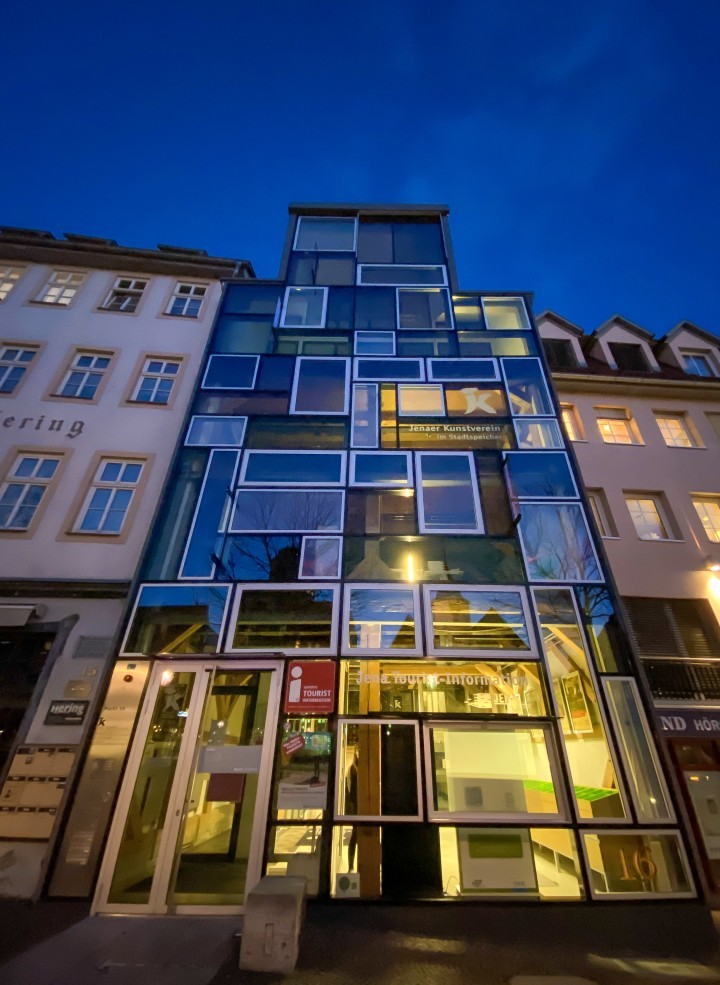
left=635, top=537, right=685, bottom=544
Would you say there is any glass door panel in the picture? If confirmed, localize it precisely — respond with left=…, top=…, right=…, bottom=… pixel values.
left=166, top=669, right=274, bottom=906
left=107, top=670, right=198, bottom=905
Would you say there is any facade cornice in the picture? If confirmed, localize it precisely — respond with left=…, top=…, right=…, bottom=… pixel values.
left=551, top=369, right=720, bottom=399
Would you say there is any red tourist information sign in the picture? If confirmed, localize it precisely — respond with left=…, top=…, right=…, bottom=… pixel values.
left=284, top=661, right=335, bottom=714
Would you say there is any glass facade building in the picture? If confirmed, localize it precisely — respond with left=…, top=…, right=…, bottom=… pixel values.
left=54, top=206, right=697, bottom=911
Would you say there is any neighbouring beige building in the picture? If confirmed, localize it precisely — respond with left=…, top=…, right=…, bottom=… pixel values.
left=539, top=310, right=720, bottom=901
left=0, top=228, right=252, bottom=898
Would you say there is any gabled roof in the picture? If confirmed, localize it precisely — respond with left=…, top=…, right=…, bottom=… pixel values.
left=657, top=320, right=720, bottom=350
left=535, top=309, right=585, bottom=338
left=592, top=314, right=655, bottom=343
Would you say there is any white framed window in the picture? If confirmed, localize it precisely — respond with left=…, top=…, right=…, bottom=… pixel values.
left=596, top=408, right=642, bottom=445
left=238, top=450, right=347, bottom=486
left=349, top=451, right=412, bottom=487
left=502, top=358, right=554, bottom=417
left=503, top=451, right=578, bottom=500
left=299, top=536, right=342, bottom=579
left=57, top=351, right=112, bottom=400
left=35, top=270, right=85, bottom=305
left=514, top=419, right=565, bottom=449
left=229, top=489, right=345, bottom=533
left=74, top=459, right=144, bottom=534
left=280, top=286, right=328, bottom=328
left=121, top=582, right=232, bottom=656
left=625, top=495, right=675, bottom=541
left=586, top=489, right=617, bottom=538
left=397, top=288, right=453, bottom=330
left=226, top=583, right=340, bottom=655
left=580, top=830, right=694, bottom=900
left=560, top=404, right=583, bottom=441
left=0, top=266, right=24, bottom=302
left=290, top=357, right=350, bottom=415
left=166, top=282, right=207, bottom=317
left=681, top=349, right=718, bottom=378
left=654, top=413, right=698, bottom=448
left=354, top=331, right=395, bottom=356
left=415, top=451, right=484, bottom=534
left=692, top=496, right=720, bottom=543
left=0, top=345, right=39, bottom=394
left=357, top=264, right=447, bottom=286
left=185, top=415, right=248, bottom=447
left=481, top=296, right=531, bottom=331
left=517, top=502, right=603, bottom=583
left=342, top=583, right=422, bottom=656
left=353, top=358, right=425, bottom=381
left=351, top=383, right=378, bottom=449
left=0, top=454, right=62, bottom=530
left=101, top=277, right=148, bottom=313
left=202, top=354, right=259, bottom=390
left=423, top=584, right=536, bottom=658
left=294, top=216, right=357, bottom=252
left=131, top=358, right=181, bottom=404
left=427, top=358, right=499, bottom=382
left=397, top=384, right=445, bottom=417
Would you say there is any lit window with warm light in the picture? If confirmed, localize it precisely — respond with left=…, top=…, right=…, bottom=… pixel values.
left=655, top=414, right=696, bottom=448
left=692, top=497, right=720, bottom=543
left=596, top=408, right=640, bottom=445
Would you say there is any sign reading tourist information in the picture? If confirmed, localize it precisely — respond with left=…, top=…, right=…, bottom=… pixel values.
left=655, top=707, right=720, bottom=738
left=284, top=661, right=335, bottom=714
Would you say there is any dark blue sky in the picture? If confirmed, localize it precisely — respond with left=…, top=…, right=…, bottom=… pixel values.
left=4, top=0, right=719, bottom=337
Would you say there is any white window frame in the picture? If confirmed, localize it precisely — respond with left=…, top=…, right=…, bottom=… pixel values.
left=57, top=351, right=112, bottom=400
left=101, top=276, right=148, bottom=313
left=559, top=404, right=584, bottom=441
left=293, top=215, right=357, bottom=252
left=120, top=582, right=233, bottom=656
left=351, top=382, right=379, bottom=449
left=131, top=357, right=181, bottom=404
left=415, top=451, right=484, bottom=534
left=0, top=454, right=62, bottom=530
left=179, top=449, right=241, bottom=580
left=238, top=449, right=347, bottom=487
left=226, top=583, right=340, bottom=655
left=624, top=494, right=677, bottom=542
left=396, top=287, right=454, bottom=331
left=0, top=266, right=24, bottom=302
left=34, top=269, right=86, bottom=306
left=334, top=719, right=423, bottom=822
left=422, top=721, right=567, bottom=822
left=73, top=458, right=144, bottom=535
left=299, top=535, right=343, bottom=579
left=501, top=357, right=554, bottom=418
left=280, top=286, right=328, bottom=328
left=354, top=331, right=396, bottom=356
left=580, top=830, right=695, bottom=900
left=586, top=489, right=616, bottom=538
left=427, top=358, right=500, bottom=382
left=166, top=282, right=207, bottom=318
left=691, top=496, right=720, bottom=543
left=356, top=264, right=447, bottom=286
left=185, top=415, right=248, bottom=447
left=503, top=450, right=579, bottom=501
left=596, top=409, right=642, bottom=445
left=481, top=295, right=531, bottom=331
left=228, top=488, right=346, bottom=534
left=342, top=582, right=423, bottom=657
left=680, top=349, right=719, bottom=378
left=513, top=418, right=565, bottom=449
left=516, top=501, right=604, bottom=584
left=201, top=354, right=259, bottom=390
left=349, top=451, right=413, bottom=487
left=289, top=357, right=350, bottom=415
left=0, top=344, right=39, bottom=394
left=654, top=413, right=698, bottom=448
left=397, top=383, right=446, bottom=417
left=353, top=357, right=425, bottom=382
left=423, top=583, right=536, bottom=658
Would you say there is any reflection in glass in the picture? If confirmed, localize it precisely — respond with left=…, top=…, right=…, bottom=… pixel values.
left=167, top=670, right=272, bottom=906
left=345, top=587, right=418, bottom=652
left=223, top=284, right=282, bottom=316
left=428, top=588, right=531, bottom=654
left=575, top=587, right=630, bottom=673
left=331, top=825, right=381, bottom=898
left=231, top=588, right=336, bottom=651
left=282, top=287, right=326, bottom=328
left=355, top=358, right=424, bottom=380
left=346, top=490, right=416, bottom=535
left=288, top=254, right=355, bottom=286
left=300, top=536, right=342, bottom=578
left=533, top=588, right=626, bottom=820
left=230, top=489, right=344, bottom=533
left=202, top=355, right=258, bottom=390
left=143, top=450, right=206, bottom=581
left=221, top=536, right=299, bottom=581
left=123, top=585, right=230, bottom=655
left=428, top=725, right=561, bottom=818
left=337, top=722, right=419, bottom=818
left=514, top=419, right=564, bottom=449
left=340, top=660, right=545, bottom=716
left=351, top=384, right=378, bottom=449
left=213, top=317, right=274, bottom=355
left=505, top=452, right=577, bottom=499
left=417, top=453, right=482, bottom=533
left=605, top=678, right=673, bottom=822
left=503, top=358, right=553, bottom=416
left=295, top=217, right=356, bottom=251
left=291, top=359, right=348, bottom=414
left=519, top=504, right=602, bottom=582
left=272, top=717, right=331, bottom=821
left=242, top=451, right=345, bottom=485
left=398, top=288, right=452, bottom=330
left=107, top=672, right=196, bottom=903
left=354, top=331, right=395, bottom=355
left=266, top=825, right=323, bottom=895
left=186, top=416, right=247, bottom=447
left=584, top=832, right=693, bottom=897
left=343, top=535, right=523, bottom=584
left=181, top=450, right=238, bottom=579
left=396, top=331, right=457, bottom=357
left=351, top=452, right=410, bottom=486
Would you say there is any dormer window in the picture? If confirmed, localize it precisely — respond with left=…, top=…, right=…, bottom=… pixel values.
left=608, top=342, right=650, bottom=372
left=681, top=349, right=718, bottom=377
left=542, top=338, right=578, bottom=371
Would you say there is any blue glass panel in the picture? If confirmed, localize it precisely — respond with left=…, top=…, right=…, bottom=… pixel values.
left=505, top=452, right=577, bottom=499
left=203, top=355, right=258, bottom=389
left=181, top=451, right=240, bottom=578
left=519, top=504, right=602, bottom=582
left=243, top=452, right=344, bottom=485
left=124, top=584, right=230, bottom=655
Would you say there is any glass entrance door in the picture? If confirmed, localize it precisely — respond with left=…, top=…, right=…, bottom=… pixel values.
left=94, top=661, right=280, bottom=913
